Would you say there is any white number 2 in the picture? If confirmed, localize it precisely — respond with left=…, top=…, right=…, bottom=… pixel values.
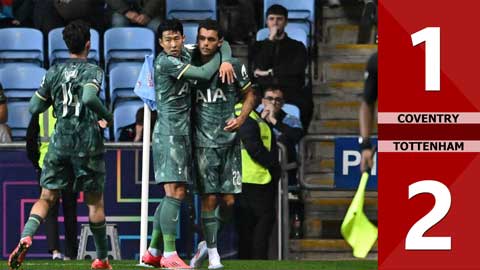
left=405, top=180, right=451, bottom=250
left=232, top=171, right=241, bottom=187
left=411, top=27, right=440, bottom=91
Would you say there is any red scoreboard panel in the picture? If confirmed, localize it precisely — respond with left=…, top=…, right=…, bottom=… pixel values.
left=379, top=1, right=480, bottom=269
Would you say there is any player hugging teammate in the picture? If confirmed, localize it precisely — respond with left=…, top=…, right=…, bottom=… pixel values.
left=140, top=19, right=255, bottom=269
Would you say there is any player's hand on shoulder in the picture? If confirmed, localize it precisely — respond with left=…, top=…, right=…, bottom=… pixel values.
left=219, top=62, right=236, bottom=84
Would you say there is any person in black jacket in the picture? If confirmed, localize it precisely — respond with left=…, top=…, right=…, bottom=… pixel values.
left=235, top=103, right=280, bottom=259
left=26, top=112, right=78, bottom=260
left=251, top=4, right=313, bottom=130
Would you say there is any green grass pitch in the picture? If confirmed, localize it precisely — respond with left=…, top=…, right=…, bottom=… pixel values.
left=1, top=259, right=377, bottom=270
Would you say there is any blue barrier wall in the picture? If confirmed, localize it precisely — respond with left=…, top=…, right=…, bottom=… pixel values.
left=334, top=137, right=378, bottom=190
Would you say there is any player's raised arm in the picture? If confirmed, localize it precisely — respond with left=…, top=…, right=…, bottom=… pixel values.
left=219, top=40, right=232, bottom=62
left=179, top=52, right=221, bottom=80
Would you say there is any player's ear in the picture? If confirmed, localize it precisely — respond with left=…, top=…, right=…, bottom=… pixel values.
left=217, top=38, right=224, bottom=48
left=85, top=40, right=91, bottom=51
left=158, top=38, right=164, bottom=49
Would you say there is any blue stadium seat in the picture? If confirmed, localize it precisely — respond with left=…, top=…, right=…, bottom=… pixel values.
left=263, top=0, right=314, bottom=38
left=256, top=25, right=308, bottom=47
left=99, top=74, right=107, bottom=102
left=166, top=0, right=217, bottom=20
left=104, top=27, right=155, bottom=72
left=7, top=101, right=31, bottom=140
left=113, top=100, right=144, bottom=141
left=48, top=27, right=100, bottom=65
left=282, top=103, right=300, bottom=118
left=109, top=63, right=143, bottom=107
left=0, top=65, right=46, bottom=99
left=0, top=28, right=44, bottom=66
left=183, top=22, right=199, bottom=45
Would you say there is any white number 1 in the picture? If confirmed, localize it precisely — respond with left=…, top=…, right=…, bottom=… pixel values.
left=411, top=27, right=440, bottom=91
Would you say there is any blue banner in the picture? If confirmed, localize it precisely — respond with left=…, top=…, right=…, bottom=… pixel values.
left=0, top=149, right=237, bottom=259
left=334, top=137, right=377, bottom=190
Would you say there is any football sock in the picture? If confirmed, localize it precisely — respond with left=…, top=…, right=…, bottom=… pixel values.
left=149, top=200, right=163, bottom=251
left=202, top=210, right=219, bottom=248
left=160, top=197, right=181, bottom=252
left=21, top=214, right=43, bottom=238
left=89, top=220, right=108, bottom=260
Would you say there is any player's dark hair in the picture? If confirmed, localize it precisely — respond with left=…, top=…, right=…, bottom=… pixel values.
left=266, top=4, right=288, bottom=19
left=63, top=20, right=91, bottom=54
left=197, top=19, right=223, bottom=40
left=157, top=19, right=184, bottom=37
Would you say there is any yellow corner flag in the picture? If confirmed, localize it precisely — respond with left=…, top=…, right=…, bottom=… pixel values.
left=341, top=171, right=378, bottom=258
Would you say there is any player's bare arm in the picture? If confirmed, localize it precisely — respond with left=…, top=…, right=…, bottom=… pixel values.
left=224, top=87, right=256, bottom=132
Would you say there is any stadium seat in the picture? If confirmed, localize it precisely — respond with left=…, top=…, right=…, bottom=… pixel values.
left=166, top=0, right=217, bottom=20
left=256, top=25, right=308, bottom=47
left=113, top=100, right=144, bottom=141
left=104, top=27, right=155, bottom=72
left=263, top=0, right=314, bottom=42
left=0, top=65, right=46, bottom=99
left=7, top=101, right=31, bottom=140
left=48, top=27, right=100, bottom=65
left=0, top=28, right=44, bottom=66
left=98, top=74, right=107, bottom=102
left=109, top=63, right=143, bottom=107
left=183, top=22, right=199, bottom=45
left=282, top=103, right=301, bottom=118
